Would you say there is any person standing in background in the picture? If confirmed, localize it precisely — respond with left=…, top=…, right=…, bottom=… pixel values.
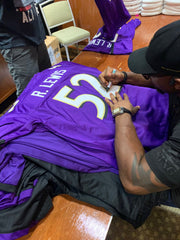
left=0, top=0, right=51, bottom=97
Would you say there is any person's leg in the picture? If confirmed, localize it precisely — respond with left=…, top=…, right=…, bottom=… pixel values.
left=1, top=46, right=39, bottom=97
left=37, top=41, right=51, bottom=72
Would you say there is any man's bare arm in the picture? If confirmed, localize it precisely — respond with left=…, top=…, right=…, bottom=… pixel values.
left=105, top=92, right=169, bottom=195
left=114, top=113, right=169, bottom=195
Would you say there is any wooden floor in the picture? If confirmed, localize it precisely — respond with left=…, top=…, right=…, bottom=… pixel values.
left=12, top=14, right=180, bottom=240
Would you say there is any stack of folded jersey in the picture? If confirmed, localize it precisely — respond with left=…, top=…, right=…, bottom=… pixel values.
left=123, top=0, right=142, bottom=15
left=141, top=0, right=163, bottom=16
left=162, top=0, right=180, bottom=15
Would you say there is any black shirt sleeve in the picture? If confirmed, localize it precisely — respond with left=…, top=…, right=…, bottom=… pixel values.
left=146, top=94, right=180, bottom=188
left=146, top=139, right=180, bottom=188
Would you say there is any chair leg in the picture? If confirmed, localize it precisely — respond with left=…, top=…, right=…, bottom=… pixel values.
left=64, top=46, right=70, bottom=61
left=75, top=43, right=80, bottom=54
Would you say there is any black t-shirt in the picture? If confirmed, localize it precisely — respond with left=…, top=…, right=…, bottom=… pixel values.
left=0, top=0, right=46, bottom=49
left=146, top=94, right=180, bottom=207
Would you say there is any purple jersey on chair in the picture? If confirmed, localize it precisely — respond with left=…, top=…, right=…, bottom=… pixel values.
left=94, top=0, right=131, bottom=40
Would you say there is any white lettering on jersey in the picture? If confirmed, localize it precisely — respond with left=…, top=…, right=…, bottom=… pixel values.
left=53, top=74, right=120, bottom=120
left=31, top=91, right=48, bottom=98
left=89, top=39, right=112, bottom=48
left=39, top=70, right=67, bottom=88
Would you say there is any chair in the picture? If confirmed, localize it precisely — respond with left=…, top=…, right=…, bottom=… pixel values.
left=39, top=0, right=90, bottom=61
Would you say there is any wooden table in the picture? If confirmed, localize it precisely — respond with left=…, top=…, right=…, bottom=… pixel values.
left=18, top=195, right=112, bottom=240
left=18, top=14, right=180, bottom=240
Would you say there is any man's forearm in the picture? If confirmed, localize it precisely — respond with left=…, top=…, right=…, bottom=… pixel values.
left=114, top=113, right=169, bottom=194
left=114, top=114, right=147, bottom=194
left=126, top=72, right=154, bottom=88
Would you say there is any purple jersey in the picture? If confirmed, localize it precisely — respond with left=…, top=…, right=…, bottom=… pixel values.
left=0, top=61, right=169, bottom=239
left=0, top=61, right=169, bottom=176
left=94, top=0, right=131, bottom=40
left=84, top=19, right=141, bottom=54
